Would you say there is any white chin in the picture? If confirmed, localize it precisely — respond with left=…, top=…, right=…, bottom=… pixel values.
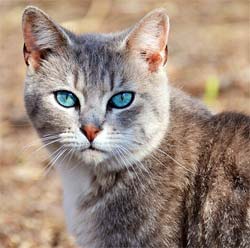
left=79, top=149, right=107, bottom=165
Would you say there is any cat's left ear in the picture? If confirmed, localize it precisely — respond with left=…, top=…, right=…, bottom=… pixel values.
left=22, top=6, right=71, bottom=70
left=125, top=9, right=170, bottom=73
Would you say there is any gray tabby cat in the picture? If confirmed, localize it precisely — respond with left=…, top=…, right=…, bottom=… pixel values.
left=22, top=6, right=250, bottom=248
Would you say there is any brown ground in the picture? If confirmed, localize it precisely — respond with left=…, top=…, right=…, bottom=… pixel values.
left=0, top=0, right=249, bottom=247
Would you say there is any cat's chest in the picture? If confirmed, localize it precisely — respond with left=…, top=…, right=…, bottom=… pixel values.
left=57, top=164, right=100, bottom=248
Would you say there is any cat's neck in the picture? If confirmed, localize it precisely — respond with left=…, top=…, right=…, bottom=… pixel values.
left=158, top=87, right=211, bottom=174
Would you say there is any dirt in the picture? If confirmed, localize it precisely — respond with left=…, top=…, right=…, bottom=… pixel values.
left=0, top=0, right=249, bottom=247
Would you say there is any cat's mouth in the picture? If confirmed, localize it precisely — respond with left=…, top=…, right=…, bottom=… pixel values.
left=81, top=145, right=106, bottom=153
left=76, top=144, right=110, bottom=165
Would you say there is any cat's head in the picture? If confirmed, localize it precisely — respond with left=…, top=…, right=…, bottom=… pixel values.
left=22, top=6, right=170, bottom=171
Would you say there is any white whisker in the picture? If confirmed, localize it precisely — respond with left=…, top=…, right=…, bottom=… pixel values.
left=42, top=147, right=62, bottom=177
left=155, top=148, right=194, bottom=174
left=114, top=146, right=139, bottom=196
left=22, top=135, right=59, bottom=151
left=116, top=145, right=146, bottom=193
left=33, top=138, right=61, bottom=153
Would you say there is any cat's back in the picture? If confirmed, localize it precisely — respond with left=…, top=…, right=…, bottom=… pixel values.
left=207, top=112, right=250, bottom=186
left=190, top=112, right=250, bottom=248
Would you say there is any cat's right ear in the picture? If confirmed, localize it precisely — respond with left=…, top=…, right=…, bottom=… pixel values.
left=22, top=6, right=71, bottom=70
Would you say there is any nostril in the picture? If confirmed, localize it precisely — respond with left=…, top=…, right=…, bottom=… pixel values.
left=80, top=124, right=101, bottom=142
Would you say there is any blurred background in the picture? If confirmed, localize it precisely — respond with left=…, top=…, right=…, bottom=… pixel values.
left=0, top=0, right=249, bottom=247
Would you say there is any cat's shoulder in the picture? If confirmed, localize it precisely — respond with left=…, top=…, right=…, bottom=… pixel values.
left=208, top=111, right=250, bottom=180
left=209, top=111, right=250, bottom=158
left=197, top=111, right=250, bottom=202
left=211, top=111, right=250, bottom=134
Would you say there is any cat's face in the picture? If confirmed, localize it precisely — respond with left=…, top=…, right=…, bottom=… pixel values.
left=23, top=7, right=170, bottom=171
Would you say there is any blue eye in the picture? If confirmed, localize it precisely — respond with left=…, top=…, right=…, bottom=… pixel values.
left=108, top=91, right=135, bottom=109
left=55, top=91, right=78, bottom=108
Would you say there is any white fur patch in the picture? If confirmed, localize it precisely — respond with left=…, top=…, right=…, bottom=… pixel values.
left=56, top=161, right=98, bottom=248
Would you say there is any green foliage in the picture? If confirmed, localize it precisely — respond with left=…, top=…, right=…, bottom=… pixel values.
left=204, top=75, right=220, bottom=105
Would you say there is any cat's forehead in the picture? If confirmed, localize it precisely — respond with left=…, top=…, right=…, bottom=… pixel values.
left=73, top=34, right=123, bottom=67
left=71, top=34, right=126, bottom=91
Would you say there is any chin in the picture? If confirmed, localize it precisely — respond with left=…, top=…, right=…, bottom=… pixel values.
left=77, top=148, right=109, bottom=166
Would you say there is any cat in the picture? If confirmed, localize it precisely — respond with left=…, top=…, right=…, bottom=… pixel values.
left=22, top=6, right=250, bottom=248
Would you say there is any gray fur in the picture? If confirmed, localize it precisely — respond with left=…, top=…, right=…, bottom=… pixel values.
left=22, top=6, right=250, bottom=248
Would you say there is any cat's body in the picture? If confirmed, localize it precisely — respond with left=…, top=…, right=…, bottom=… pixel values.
left=58, top=88, right=250, bottom=248
left=22, top=7, right=250, bottom=248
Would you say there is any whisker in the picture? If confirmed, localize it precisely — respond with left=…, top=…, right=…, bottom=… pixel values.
left=42, top=133, right=61, bottom=138
left=112, top=134, right=193, bottom=175
left=49, top=148, right=67, bottom=170
left=66, top=149, right=75, bottom=169
left=22, top=136, right=58, bottom=151
left=41, top=146, right=66, bottom=177
left=154, top=148, right=194, bottom=174
left=113, top=146, right=139, bottom=197
left=118, top=144, right=154, bottom=188
left=33, top=138, right=61, bottom=153
left=59, top=149, right=73, bottom=170
left=116, top=145, right=146, bottom=193
left=120, top=145, right=154, bottom=180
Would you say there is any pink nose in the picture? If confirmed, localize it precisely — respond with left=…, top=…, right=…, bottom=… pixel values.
left=80, top=124, right=100, bottom=142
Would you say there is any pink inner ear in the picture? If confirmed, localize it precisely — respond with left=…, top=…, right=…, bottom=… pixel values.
left=127, top=14, right=169, bottom=73
left=23, top=22, right=41, bottom=69
left=146, top=53, right=162, bottom=73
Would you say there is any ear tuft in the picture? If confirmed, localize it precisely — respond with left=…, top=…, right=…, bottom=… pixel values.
left=126, top=8, right=170, bottom=73
left=22, top=6, right=69, bottom=70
